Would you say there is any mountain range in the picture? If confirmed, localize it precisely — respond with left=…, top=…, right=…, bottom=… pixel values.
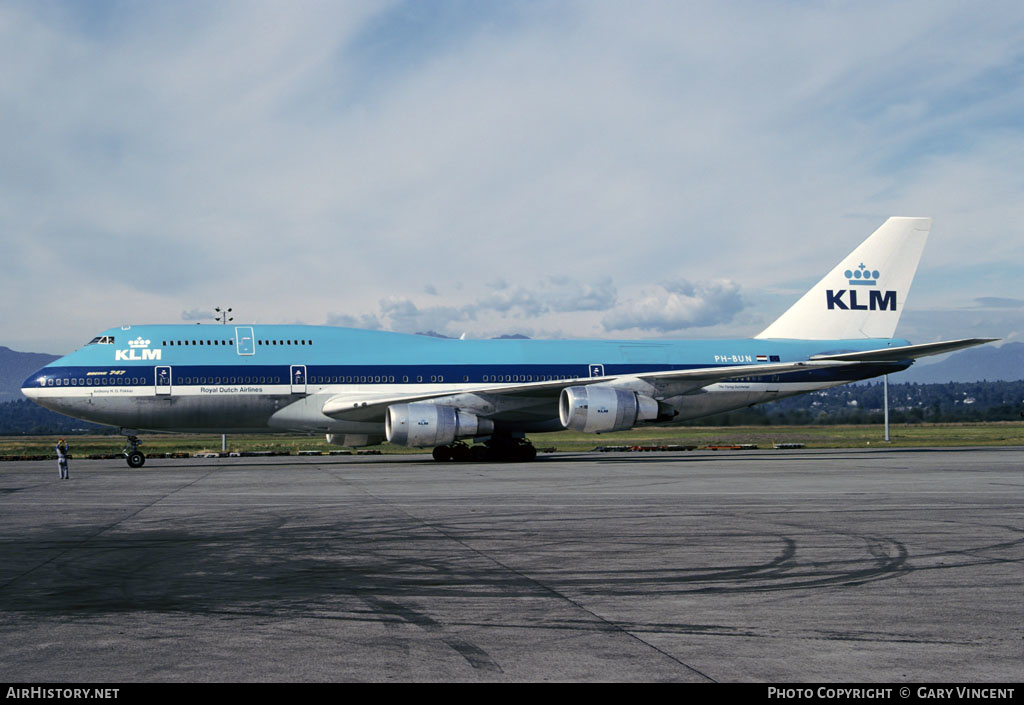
left=0, top=347, right=59, bottom=402
left=890, top=341, right=1023, bottom=384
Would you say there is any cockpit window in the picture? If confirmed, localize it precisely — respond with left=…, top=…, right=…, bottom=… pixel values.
left=88, top=336, right=115, bottom=345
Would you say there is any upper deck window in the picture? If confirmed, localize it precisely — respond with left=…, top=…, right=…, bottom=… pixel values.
left=87, top=336, right=115, bottom=345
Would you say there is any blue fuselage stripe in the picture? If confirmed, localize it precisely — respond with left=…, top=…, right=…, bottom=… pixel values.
left=21, top=324, right=913, bottom=390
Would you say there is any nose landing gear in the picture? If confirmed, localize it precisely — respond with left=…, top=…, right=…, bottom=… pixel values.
left=121, top=432, right=146, bottom=468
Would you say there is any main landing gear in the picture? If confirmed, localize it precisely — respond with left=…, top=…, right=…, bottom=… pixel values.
left=122, top=434, right=146, bottom=468
left=432, top=436, right=538, bottom=463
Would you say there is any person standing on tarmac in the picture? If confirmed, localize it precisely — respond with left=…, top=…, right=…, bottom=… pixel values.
left=56, top=438, right=69, bottom=480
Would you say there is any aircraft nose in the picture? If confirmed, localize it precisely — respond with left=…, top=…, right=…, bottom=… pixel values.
left=21, top=367, right=50, bottom=399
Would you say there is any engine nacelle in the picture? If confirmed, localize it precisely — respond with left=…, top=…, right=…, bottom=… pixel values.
left=559, top=386, right=660, bottom=433
left=385, top=403, right=493, bottom=448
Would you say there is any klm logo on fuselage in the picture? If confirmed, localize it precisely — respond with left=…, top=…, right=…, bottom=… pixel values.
left=115, top=337, right=162, bottom=361
left=826, top=263, right=897, bottom=311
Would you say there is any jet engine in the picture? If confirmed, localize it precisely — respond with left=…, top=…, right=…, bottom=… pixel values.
left=385, top=403, right=493, bottom=447
left=559, top=386, right=660, bottom=433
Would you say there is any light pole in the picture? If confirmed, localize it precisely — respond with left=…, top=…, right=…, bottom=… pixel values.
left=882, top=341, right=892, bottom=443
left=215, top=307, right=233, bottom=452
left=883, top=374, right=890, bottom=442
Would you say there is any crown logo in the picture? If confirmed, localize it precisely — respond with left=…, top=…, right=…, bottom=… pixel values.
left=128, top=337, right=151, bottom=348
left=844, top=263, right=880, bottom=286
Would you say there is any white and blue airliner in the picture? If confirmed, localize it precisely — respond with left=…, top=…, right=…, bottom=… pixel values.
left=22, top=217, right=991, bottom=465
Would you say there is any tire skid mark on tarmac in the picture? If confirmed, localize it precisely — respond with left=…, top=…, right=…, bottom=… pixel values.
left=6, top=512, right=1019, bottom=612
left=359, top=595, right=502, bottom=673
left=316, top=466, right=714, bottom=680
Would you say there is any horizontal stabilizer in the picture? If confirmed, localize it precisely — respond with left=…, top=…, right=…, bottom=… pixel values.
left=810, top=338, right=996, bottom=362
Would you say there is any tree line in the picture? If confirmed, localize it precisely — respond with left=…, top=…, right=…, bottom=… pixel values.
left=678, top=380, right=1024, bottom=426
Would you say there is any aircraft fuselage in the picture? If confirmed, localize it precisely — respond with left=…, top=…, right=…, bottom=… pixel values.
left=22, top=324, right=910, bottom=438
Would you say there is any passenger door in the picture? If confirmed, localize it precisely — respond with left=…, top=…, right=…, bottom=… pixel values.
left=235, top=327, right=255, bottom=356
left=155, top=366, right=172, bottom=395
left=290, top=365, right=307, bottom=394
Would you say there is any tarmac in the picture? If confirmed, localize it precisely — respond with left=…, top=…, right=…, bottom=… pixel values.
left=0, top=446, right=1020, bottom=683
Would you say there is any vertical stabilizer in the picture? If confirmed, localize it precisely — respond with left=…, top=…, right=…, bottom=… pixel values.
left=755, top=217, right=931, bottom=340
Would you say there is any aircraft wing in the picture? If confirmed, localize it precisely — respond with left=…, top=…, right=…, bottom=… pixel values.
left=320, top=339, right=997, bottom=422
left=320, top=358, right=856, bottom=421
left=809, top=338, right=997, bottom=362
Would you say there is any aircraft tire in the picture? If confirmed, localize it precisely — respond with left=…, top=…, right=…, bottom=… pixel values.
left=517, top=443, right=537, bottom=462
left=126, top=451, right=146, bottom=468
left=432, top=446, right=452, bottom=462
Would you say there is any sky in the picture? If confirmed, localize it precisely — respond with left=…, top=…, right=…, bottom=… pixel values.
left=2, top=0, right=1022, bottom=354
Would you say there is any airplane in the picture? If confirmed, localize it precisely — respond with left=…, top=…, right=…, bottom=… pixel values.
left=21, top=217, right=993, bottom=467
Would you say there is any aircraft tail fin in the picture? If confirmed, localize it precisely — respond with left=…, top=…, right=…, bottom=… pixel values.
left=755, top=217, right=931, bottom=340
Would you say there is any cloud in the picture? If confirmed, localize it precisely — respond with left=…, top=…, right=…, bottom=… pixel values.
left=974, top=297, right=1024, bottom=309
left=602, top=279, right=745, bottom=333
left=2, top=1, right=1022, bottom=352
left=377, top=297, right=472, bottom=334
left=370, top=275, right=618, bottom=336
left=181, top=309, right=212, bottom=321
left=325, top=312, right=382, bottom=330
left=477, top=276, right=618, bottom=316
